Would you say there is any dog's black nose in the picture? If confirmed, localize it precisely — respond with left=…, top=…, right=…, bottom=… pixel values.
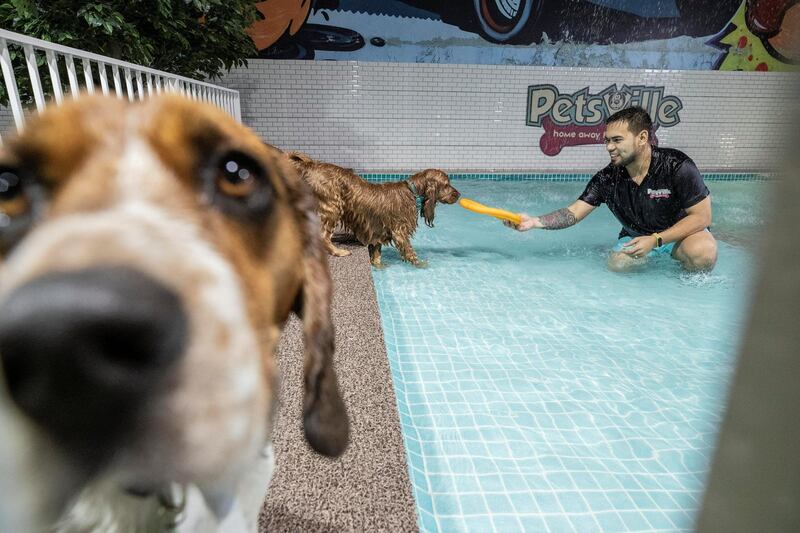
left=0, top=266, right=187, bottom=468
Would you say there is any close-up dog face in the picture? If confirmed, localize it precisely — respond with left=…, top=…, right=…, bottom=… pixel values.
left=0, top=95, right=347, bottom=521
left=418, top=169, right=460, bottom=227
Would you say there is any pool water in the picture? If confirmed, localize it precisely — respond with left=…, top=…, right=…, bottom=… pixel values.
left=371, top=180, right=767, bottom=532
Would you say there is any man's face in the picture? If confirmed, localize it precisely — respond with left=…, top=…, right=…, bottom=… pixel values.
left=604, top=121, right=647, bottom=167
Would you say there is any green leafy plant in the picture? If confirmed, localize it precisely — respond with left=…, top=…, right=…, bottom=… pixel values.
left=0, top=0, right=258, bottom=105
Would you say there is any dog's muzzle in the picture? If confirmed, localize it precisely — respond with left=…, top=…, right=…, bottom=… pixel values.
left=0, top=266, right=187, bottom=471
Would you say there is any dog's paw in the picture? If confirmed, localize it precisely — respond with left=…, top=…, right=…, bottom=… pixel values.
left=371, top=261, right=386, bottom=270
left=413, top=259, right=429, bottom=269
left=332, top=248, right=352, bottom=257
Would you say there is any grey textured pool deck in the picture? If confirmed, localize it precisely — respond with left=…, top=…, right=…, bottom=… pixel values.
left=259, top=241, right=418, bottom=532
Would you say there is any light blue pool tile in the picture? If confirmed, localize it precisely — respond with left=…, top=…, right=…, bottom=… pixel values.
left=491, top=515, right=523, bottom=531
left=477, top=474, right=506, bottom=492
left=412, top=479, right=430, bottom=497
left=438, top=516, right=466, bottom=532
left=408, top=450, right=425, bottom=465
left=569, top=513, right=603, bottom=532
left=431, top=414, right=455, bottom=428
left=419, top=510, right=440, bottom=533
left=488, top=445, right=512, bottom=459
left=543, top=515, right=574, bottom=532
left=656, top=475, right=685, bottom=491
left=430, top=475, right=457, bottom=494
left=641, top=459, right=669, bottom=474
left=558, top=491, right=588, bottom=513
left=650, top=491, right=680, bottom=509
left=559, top=457, right=589, bottom=473
left=539, top=456, right=564, bottom=470
left=471, top=457, right=496, bottom=473
left=421, top=441, right=443, bottom=457
left=501, top=473, right=527, bottom=491
left=643, top=510, right=677, bottom=530
left=416, top=490, right=435, bottom=514
left=456, top=415, right=477, bottom=428
left=507, top=441, right=536, bottom=460
left=619, top=510, right=653, bottom=531
left=464, top=516, right=494, bottom=533
left=519, top=516, right=548, bottom=532
left=534, top=492, right=562, bottom=513
left=586, top=491, right=615, bottom=512
left=472, top=413, right=495, bottom=426
left=461, top=429, right=482, bottom=441
left=484, top=494, right=515, bottom=514
left=617, top=473, right=642, bottom=491
left=508, top=492, right=537, bottom=513
left=595, top=512, right=628, bottom=532
left=571, top=471, right=599, bottom=489
left=634, top=474, right=663, bottom=490
left=606, top=491, right=637, bottom=511
left=630, top=491, right=657, bottom=509
left=593, top=472, right=624, bottom=489
left=544, top=471, right=573, bottom=489
left=433, top=494, right=459, bottom=515
left=460, top=494, right=489, bottom=516
left=453, top=476, right=481, bottom=493
left=442, top=440, right=468, bottom=456
left=406, top=438, right=422, bottom=454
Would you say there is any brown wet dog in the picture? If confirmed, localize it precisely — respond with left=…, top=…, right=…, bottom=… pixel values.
left=0, top=95, right=348, bottom=531
left=287, top=153, right=460, bottom=267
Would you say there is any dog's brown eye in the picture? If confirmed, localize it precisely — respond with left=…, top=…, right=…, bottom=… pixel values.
left=205, top=150, right=273, bottom=220
left=0, top=167, right=40, bottom=253
left=216, top=157, right=257, bottom=199
left=0, top=170, right=29, bottom=223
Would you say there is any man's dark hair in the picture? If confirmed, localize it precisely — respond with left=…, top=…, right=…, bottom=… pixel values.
left=605, top=106, right=652, bottom=137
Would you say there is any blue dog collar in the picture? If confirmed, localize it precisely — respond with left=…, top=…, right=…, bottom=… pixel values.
left=406, top=181, right=424, bottom=217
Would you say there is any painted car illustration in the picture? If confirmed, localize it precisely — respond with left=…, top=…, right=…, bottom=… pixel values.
left=402, top=0, right=745, bottom=44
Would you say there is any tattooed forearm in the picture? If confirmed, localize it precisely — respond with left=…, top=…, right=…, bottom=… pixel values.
left=538, top=208, right=577, bottom=229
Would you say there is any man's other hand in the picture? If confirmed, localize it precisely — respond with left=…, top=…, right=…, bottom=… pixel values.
left=621, top=235, right=657, bottom=258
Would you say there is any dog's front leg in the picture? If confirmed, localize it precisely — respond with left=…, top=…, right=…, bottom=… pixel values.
left=319, top=209, right=351, bottom=257
left=395, top=240, right=427, bottom=268
left=325, top=240, right=352, bottom=257
left=368, top=244, right=385, bottom=268
left=321, top=228, right=352, bottom=257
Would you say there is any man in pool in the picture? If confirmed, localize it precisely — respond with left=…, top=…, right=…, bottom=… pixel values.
left=506, top=106, right=717, bottom=272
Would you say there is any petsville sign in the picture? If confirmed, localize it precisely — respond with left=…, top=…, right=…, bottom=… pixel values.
left=526, top=84, right=684, bottom=156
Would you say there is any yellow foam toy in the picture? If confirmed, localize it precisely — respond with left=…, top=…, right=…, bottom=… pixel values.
left=459, top=198, right=522, bottom=225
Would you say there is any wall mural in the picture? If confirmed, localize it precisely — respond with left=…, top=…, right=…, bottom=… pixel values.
left=711, top=0, right=798, bottom=70
left=246, top=0, right=798, bottom=70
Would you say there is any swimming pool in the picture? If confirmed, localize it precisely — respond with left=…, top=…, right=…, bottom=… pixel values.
left=371, top=179, right=766, bottom=532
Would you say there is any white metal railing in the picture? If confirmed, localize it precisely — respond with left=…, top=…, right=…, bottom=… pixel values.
left=0, top=28, right=241, bottom=143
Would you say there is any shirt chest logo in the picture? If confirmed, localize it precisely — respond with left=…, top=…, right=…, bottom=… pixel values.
left=647, top=188, right=671, bottom=199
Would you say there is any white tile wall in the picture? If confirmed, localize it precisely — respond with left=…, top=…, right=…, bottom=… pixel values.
left=222, top=60, right=798, bottom=173
left=0, top=107, right=15, bottom=141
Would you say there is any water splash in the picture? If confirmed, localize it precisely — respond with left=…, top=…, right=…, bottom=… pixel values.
left=679, top=270, right=731, bottom=287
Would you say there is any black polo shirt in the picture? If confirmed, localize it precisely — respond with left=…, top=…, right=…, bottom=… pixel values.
left=578, top=146, right=710, bottom=238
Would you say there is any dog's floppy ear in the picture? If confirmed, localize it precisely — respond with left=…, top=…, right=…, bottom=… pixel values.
left=421, top=172, right=437, bottom=228
left=290, top=177, right=349, bottom=457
